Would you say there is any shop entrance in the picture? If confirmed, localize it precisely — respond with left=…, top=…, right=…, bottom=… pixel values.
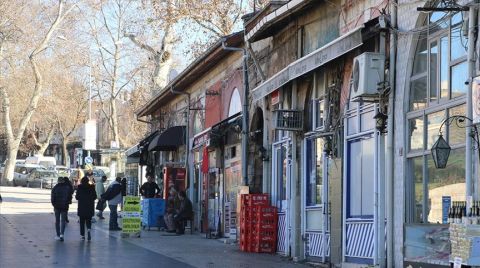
left=303, top=137, right=330, bottom=262
left=272, top=139, right=291, bottom=255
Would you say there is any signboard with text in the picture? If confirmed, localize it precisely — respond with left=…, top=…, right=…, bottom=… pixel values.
left=122, top=196, right=141, bottom=234
left=473, top=76, right=480, bottom=125
left=83, top=119, right=97, bottom=150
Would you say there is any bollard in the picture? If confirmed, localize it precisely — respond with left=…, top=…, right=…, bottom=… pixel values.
left=40, top=179, right=43, bottom=189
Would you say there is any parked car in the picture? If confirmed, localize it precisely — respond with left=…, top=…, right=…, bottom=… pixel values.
left=69, top=168, right=106, bottom=188
left=12, top=164, right=46, bottom=187
left=27, top=169, right=58, bottom=189
left=55, top=165, right=70, bottom=177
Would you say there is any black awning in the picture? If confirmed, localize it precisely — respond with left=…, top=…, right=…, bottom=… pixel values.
left=148, top=126, right=186, bottom=152
left=210, top=113, right=242, bottom=147
left=125, top=143, right=140, bottom=157
left=138, top=130, right=159, bottom=166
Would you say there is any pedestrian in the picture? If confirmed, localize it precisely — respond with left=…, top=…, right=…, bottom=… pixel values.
left=139, top=173, right=160, bottom=198
left=75, top=176, right=97, bottom=241
left=64, top=177, right=74, bottom=223
left=86, top=171, right=97, bottom=223
left=95, top=175, right=107, bottom=219
left=173, top=190, right=193, bottom=235
left=101, top=177, right=122, bottom=231
left=51, top=177, right=73, bottom=241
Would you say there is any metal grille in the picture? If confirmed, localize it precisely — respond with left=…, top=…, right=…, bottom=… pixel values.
left=277, top=212, right=287, bottom=254
left=306, top=232, right=330, bottom=258
left=345, top=220, right=374, bottom=259
left=274, top=110, right=303, bottom=131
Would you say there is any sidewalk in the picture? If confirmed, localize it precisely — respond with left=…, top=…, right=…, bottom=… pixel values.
left=96, top=214, right=308, bottom=268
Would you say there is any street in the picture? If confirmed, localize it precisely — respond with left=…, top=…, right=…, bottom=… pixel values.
left=0, top=187, right=307, bottom=268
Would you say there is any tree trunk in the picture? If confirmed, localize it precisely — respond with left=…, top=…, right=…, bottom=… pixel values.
left=111, top=98, right=120, bottom=147
left=61, top=138, right=68, bottom=166
left=2, top=141, right=19, bottom=185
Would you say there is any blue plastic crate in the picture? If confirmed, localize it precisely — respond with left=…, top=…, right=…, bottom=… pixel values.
left=141, top=198, right=166, bottom=229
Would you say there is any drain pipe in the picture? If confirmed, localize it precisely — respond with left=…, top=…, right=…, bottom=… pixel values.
left=222, top=38, right=250, bottom=187
left=170, top=86, right=192, bottom=199
left=386, top=1, right=397, bottom=267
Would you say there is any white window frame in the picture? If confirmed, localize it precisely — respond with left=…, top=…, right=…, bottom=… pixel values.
left=312, top=98, right=326, bottom=131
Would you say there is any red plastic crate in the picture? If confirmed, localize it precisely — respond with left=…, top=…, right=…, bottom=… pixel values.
left=250, top=241, right=276, bottom=253
left=241, top=194, right=269, bottom=207
left=239, top=239, right=250, bottom=252
left=252, top=229, right=276, bottom=242
left=255, top=206, right=277, bottom=218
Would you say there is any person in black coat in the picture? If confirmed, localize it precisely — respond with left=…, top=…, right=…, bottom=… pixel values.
left=51, top=177, right=73, bottom=241
left=76, top=176, right=97, bottom=241
left=174, top=190, right=193, bottom=235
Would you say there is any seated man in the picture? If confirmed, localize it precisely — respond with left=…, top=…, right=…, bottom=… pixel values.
left=173, top=190, right=193, bottom=235
left=164, top=186, right=179, bottom=233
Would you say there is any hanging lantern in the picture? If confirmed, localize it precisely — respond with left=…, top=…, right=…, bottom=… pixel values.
left=431, top=134, right=451, bottom=169
left=374, top=112, right=388, bottom=133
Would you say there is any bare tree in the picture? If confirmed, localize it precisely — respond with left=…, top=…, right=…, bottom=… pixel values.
left=0, top=0, right=78, bottom=183
left=85, top=0, right=144, bottom=148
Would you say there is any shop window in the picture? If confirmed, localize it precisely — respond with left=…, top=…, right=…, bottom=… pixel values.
left=305, top=138, right=324, bottom=206
left=409, top=11, right=467, bottom=111
left=312, top=99, right=325, bottom=131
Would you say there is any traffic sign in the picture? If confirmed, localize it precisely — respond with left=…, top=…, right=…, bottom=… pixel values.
left=85, top=156, right=93, bottom=164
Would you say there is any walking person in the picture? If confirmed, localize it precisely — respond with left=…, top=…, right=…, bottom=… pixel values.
left=95, top=175, right=107, bottom=219
left=86, top=172, right=97, bottom=223
left=76, top=176, right=97, bottom=241
left=101, top=177, right=122, bottom=231
left=120, top=177, right=127, bottom=210
left=51, top=177, right=73, bottom=241
left=64, top=177, right=74, bottom=223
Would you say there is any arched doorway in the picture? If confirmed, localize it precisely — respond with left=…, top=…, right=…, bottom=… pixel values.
left=249, top=107, right=264, bottom=193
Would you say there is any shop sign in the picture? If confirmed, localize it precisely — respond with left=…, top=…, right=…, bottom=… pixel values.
left=122, top=196, right=141, bottom=234
left=251, top=27, right=363, bottom=102
left=193, top=131, right=210, bottom=149
left=473, top=76, right=480, bottom=125
left=271, top=89, right=280, bottom=105
left=442, top=196, right=451, bottom=224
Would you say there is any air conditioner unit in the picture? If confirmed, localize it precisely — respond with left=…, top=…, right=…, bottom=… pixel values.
left=351, top=52, right=385, bottom=101
left=274, top=110, right=303, bottom=131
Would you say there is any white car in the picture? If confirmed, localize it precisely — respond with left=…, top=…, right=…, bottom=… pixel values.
left=13, top=164, right=46, bottom=187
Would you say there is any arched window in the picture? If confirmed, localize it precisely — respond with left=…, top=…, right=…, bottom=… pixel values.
left=228, top=88, right=242, bottom=116
left=406, top=6, right=467, bottom=224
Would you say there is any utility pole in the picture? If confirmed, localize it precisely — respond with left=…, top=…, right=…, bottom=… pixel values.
left=222, top=39, right=250, bottom=187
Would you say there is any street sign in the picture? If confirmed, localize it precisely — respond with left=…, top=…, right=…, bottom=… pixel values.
left=85, top=156, right=93, bottom=165
left=122, top=196, right=141, bottom=234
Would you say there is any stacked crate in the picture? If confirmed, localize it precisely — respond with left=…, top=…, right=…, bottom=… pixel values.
left=141, top=198, right=165, bottom=230
left=239, top=194, right=277, bottom=253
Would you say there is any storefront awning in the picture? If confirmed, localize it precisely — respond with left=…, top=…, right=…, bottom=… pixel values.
left=251, top=26, right=363, bottom=102
left=210, top=113, right=242, bottom=147
left=148, top=126, right=186, bottom=152
left=125, top=143, right=140, bottom=157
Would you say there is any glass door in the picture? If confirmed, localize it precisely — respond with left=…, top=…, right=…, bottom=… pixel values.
left=272, top=139, right=291, bottom=255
